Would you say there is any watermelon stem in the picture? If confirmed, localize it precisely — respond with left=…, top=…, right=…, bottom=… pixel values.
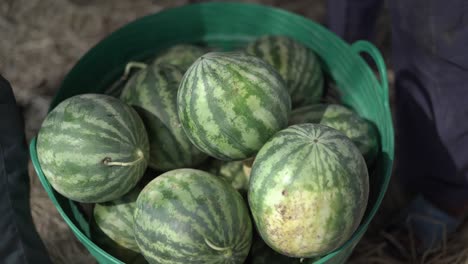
left=204, top=237, right=232, bottom=252
left=121, top=62, right=148, bottom=80
left=103, top=149, right=144, bottom=167
left=242, top=157, right=254, bottom=178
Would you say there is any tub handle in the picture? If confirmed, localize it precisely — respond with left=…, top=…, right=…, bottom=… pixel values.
left=351, top=40, right=389, bottom=104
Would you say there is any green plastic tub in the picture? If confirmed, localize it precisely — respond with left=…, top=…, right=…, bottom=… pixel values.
left=29, top=2, right=394, bottom=263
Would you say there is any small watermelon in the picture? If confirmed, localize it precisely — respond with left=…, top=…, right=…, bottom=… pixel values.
left=245, top=35, right=324, bottom=107
left=36, top=94, right=149, bottom=203
left=249, top=124, right=369, bottom=257
left=290, top=104, right=379, bottom=164
left=92, top=187, right=144, bottom=263
left=134, top=168, right=253, bottom=264
left=153, top=44, right=206, bottom=71
left=178, top=51, right=291, bottom=161
left=121, top=63, right=208, bottom=171
left=209, top=160, right=250, bottom=193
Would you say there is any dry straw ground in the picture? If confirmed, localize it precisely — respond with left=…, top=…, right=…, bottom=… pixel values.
left=1, top=0, right=467, bottom=263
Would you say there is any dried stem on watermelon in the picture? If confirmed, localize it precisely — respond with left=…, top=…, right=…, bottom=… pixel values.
left=102, top=149, right=145, bottom=167
left=204, top=237, right=233, bottom=256
left=242, top=156, right=255, bottom=178
left=121, top=61, right=148, bottom=80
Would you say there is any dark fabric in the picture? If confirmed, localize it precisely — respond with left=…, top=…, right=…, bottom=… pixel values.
left=327, top=0, right=468, bottom=212
left=0, top=75, right=51, bottom=264
left=326, top=0, right=383, bottom=43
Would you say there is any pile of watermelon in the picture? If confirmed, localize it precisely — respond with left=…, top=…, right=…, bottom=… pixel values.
left=36, top=35, right=378, bottom=264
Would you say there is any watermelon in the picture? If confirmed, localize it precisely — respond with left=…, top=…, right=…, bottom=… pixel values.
left=245, top=35, right=324, bottom=107
left=248, top=124, right=369, bottom=257
left=153, top=44, right=206, bottom=71
left=121, top=63, right=208, bottom=171
left=209, top=160, right=250, bottom=193
left=134, top=168, right=253, bottom=264
left=177, top=51, right=291, bottom=161
left=36, top=94, right=149, bottom=203
left=289, top=104, right=379, bottom=164
left=92, top=187, right=144, bottom=263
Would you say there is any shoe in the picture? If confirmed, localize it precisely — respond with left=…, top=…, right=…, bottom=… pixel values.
left=384, top=195, right=461, bottom=254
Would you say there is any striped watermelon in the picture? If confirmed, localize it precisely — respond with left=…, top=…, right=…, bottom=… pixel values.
left=92, top=187, right=143, bottom=263
left=289, top=104, right=379, bottom=164
left=209, top=160, right=250, bottom=193
left=36, top=94, right=149, bottom=203
left=245, top=35, right=324, bottom=107
left=248, top=124, right=369, bottom=257
left=121, top=63, right=208, bottom=171
left=153, top=44, right=206, bottom=71
left=134, top=168, right=253, bottom=264
left=177, top=52, right=291, bottom=161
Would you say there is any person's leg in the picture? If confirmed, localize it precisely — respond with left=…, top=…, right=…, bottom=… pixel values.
left=0, top=75, right=51, bottom=264
left=327, top=0, right=468, bottom=250
left=390, top=0, right=468, bottom=217
left=387, top=0, right=468, bottom=249
left=326, top=0, right=383, bottom=43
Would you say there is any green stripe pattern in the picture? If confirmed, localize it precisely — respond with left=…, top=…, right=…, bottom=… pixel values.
left=177, top=51, right=291, bottom=161
left=36, top=94, right=149, bottom=203
left=290, top=104, right=379, bottom=164
left=121, top=63, right=208, bottom=170
left=248, top=124, right=369, bottom=257
left=153, top=44, right=206, bottom=71
left=209, top=160, right=250, bottom=194
left=92, top=187, right=143, bottom=263
left=134, top=169, right=253, bottom=264
left=245, top=35, right=324, bottom=107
